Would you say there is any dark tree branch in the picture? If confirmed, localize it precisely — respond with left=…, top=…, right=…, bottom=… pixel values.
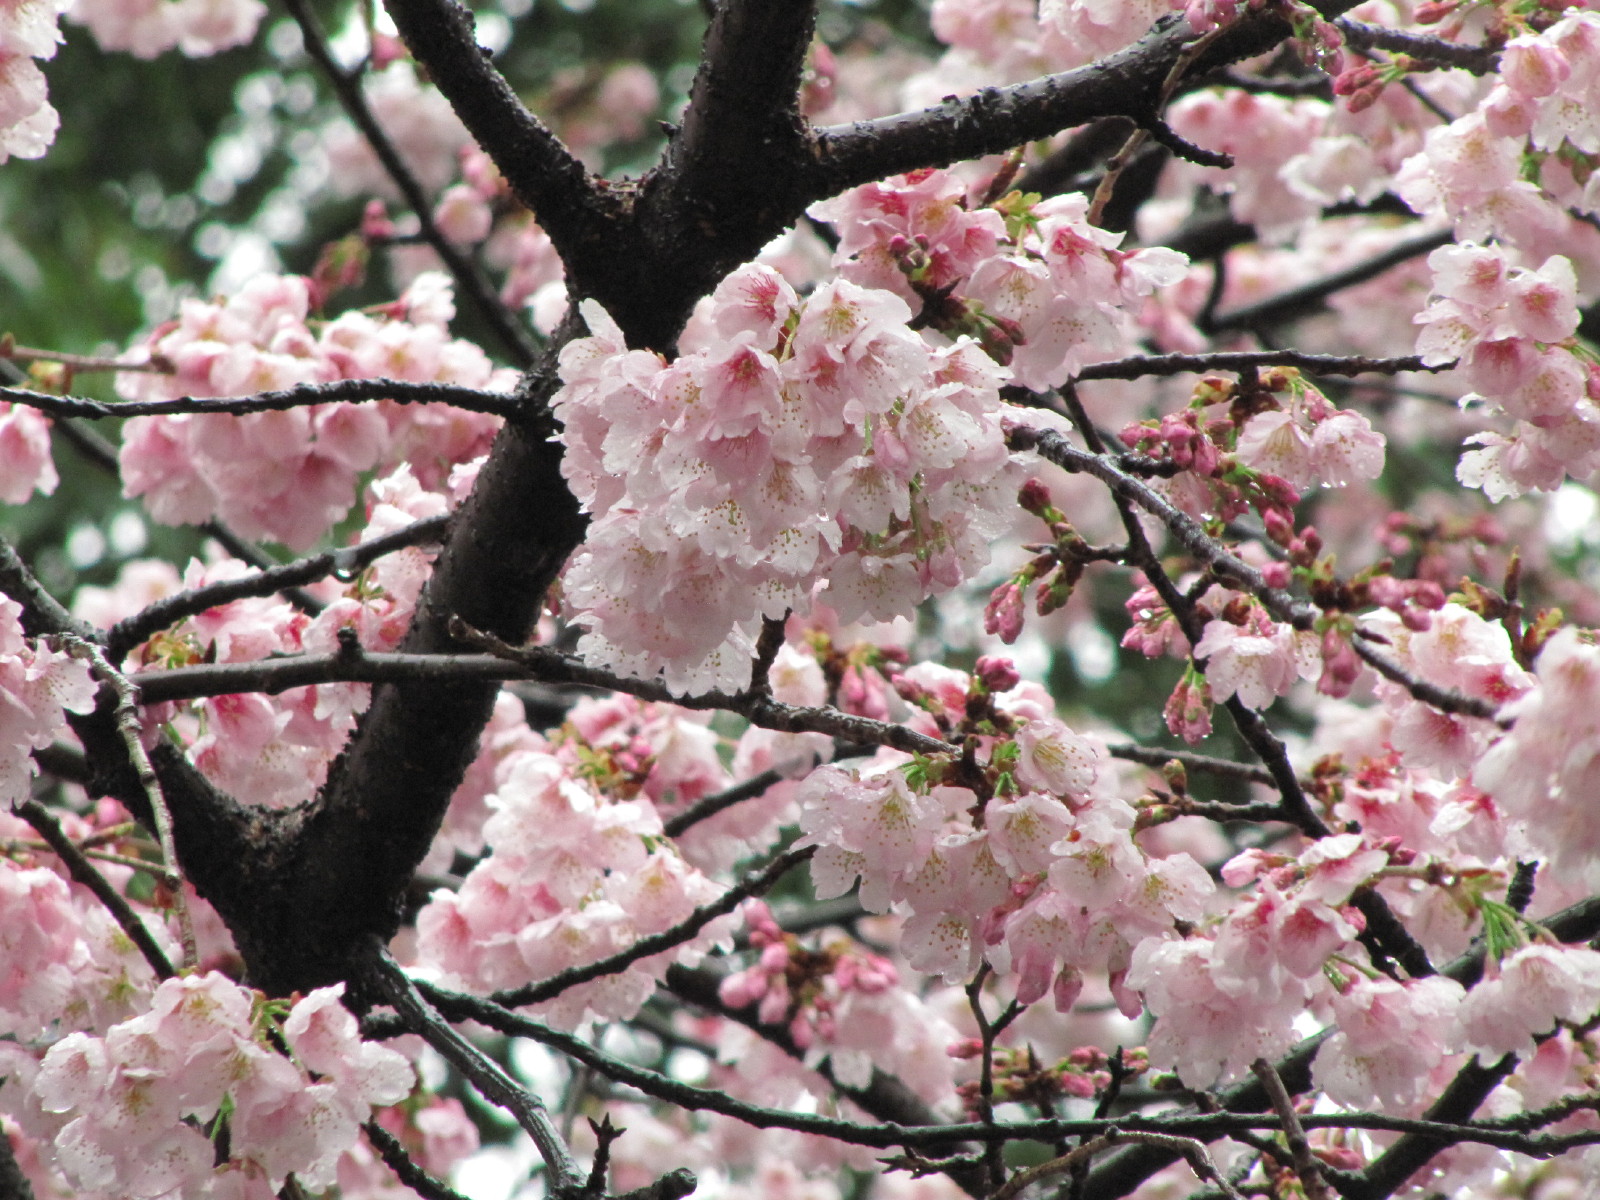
left=239, top=329, right=588, bottom=994
left=661, top=767, right=785, bottom=837
left=1351, top=632, right=1506, bottom=724
left=198, top=522, right=323, bottom=616
left=368, top=947, right=585, bottom=1195
left=1252, top=1058, right=1331, bottom=1200
left=128, top=646, right=949, bottom=758
left=1005, top=426, right=1313, bottom=628
left=1105, top=742, right=1276, bottom=786
left=379, top=0, right=619, bottom=322
left=807, top=5, right=1338, bottom=197
left=660, top=0, right=817, bottom=244
left=1019, top=416, right=1437, bottom=980
left=1073, top=350, right=1447, bottom=383
left=285, top=0, right=540, bottom=366
left=486, top=846, right=811, bottom=1010
left=0, top=379, right=517, bottom=422
left=1335, top=19, right=1500, bottom=74
left=108, top=513, right=452, bottom=659
left=1340, top=1055, right=1516, bottom=1200
left=0, top=536, right=96, bottom=642
left=362, top=1121, right=473, bottom=1200
left=1205, top=227, right=1453, bottom=334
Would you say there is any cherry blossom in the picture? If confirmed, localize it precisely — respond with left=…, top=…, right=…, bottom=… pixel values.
left=20, top=1, right=1600, bottom=1196
left=1, top=596, right=96, bottom=808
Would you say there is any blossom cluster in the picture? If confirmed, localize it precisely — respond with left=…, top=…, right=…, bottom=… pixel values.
left=1396, top=10, right=1600, bottom=254
left=1474, top=627, right=1600, bottom=887
left=417, top=693, right=739, bottom=1027
left=117, top=272, right=507, bottom=549
left=554, top=264, right=1026, bottom=693
left=77, top=463, right=457, bottom=810
left=19, top=973, right=411, bottom=1198
left=18, top=0, right=1600, bottom=1196
left=811, top=171, right=1187, bottom=390
left=1, top=595, right=95, bottom=809
left=66, top=0, right=264, bottom=59
left=719, top=900, right=957, bottom=1099
left=1415, top=241, right=1593, bottom=499
left=0, top=838, right=166, bottom=1042
left=796, top=661, right=1215, bottom=1006
left=1135, top=832, right=1600, bottom=1099
left=0, top=0, right=66, bottom=162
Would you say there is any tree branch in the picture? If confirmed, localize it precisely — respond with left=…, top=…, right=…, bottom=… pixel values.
left=380, top=0, right=618, bottom=296
left=362, top=1121, right=473, bottom=1200
left=0, top=378, right=517, bottom=422
left=129, top=644, right=950, bottom=758
left=486, top=845, right=811, bottom=1010
left=807, top=7, right=1320, bottom=197
left=285, top=0, right=540, bottom=366
left=107, top=513, right=452, bottom=660
left=1073, top=350, right=1447, bottom=383
left=1205, top=227, right=1453, bottom=334
left=1335, top=19, right=1500, bottom=74
left=368, top=946, right=586, bottom=1195
left=195, top=320, right=587, bottom=995
left=1252, top=1058, right=1331, bottom=1200
left=1005, top=425, right=1313, bottom=628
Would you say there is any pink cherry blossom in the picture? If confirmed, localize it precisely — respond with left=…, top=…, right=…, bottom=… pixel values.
left=1457, top=943, right=1600, bottom=1062
left=1316, top=974, right=1465, bottom=1109
left=1194, top=609, right=1317, bottom=711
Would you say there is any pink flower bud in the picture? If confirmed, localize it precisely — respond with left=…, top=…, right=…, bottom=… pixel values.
left=975, top=655, right=1021, bottom=692
left=1058, top=1070, right=1098, bottom=1098
left=1260, top=561, right=1292, bottom=590
left=1163, top=675, right=1213, bottom=744
left=719, top=968, right=767, bottom=1009
left=360, top=200, right=395, bottom=240
left=759, top=942, right=790, bottom=971
left=1018, top=477, right=1054, bottom=517
left=984, top=581, right=1026, bottom=644
left=1052, top=964, right=1085, bottom=1013
left=1317, top=628, right=1361, bottom=699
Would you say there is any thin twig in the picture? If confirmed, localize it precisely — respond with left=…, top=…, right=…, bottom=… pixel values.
left=57, top=638, right=198, bottom=969
left=1105, top=742, right=1275, bottom=786
left=1089, top=25, right=1231, bottom=225
left=662, top=767, right=785, bottom=837
left=1207, top=228, right=1454, bottom=333
left=990, top=1131, right=1246, bottom=1200
left=0, top=379, right=517, bottom=422
left=1251, top=1057, right=1331, bottom=1200
left=108, top=513, right=452, bottom=658
left=488, top=845, right=812, bottom=1009
left=11, top=800, right=176, bottom=981
left=362, top=1121, right=473, bottom=1200
left=1006, top=426, right=1312, bottom=628
left=279, top=0, right=539, bottom=367
left=0, top=345, right=168, bottom=374
left=1335, top=19, right=1499, bottom=73
left=130, top=642, right=953, bottom=758
left=1351, top=632, right=1505, bottom=724
left=1073, top=349, right=1447, bottom=383
left=368, top=946, right=585, bottom=1195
